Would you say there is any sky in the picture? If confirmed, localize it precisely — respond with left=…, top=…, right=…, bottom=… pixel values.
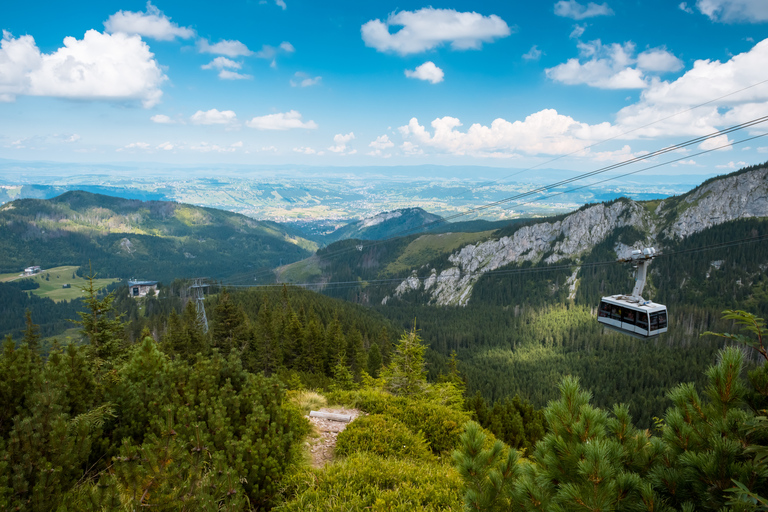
left=2, top=0, right=768, bottom=175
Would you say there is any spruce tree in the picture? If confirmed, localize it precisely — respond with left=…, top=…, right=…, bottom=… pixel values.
left=383, top=329, right=427, bottom=396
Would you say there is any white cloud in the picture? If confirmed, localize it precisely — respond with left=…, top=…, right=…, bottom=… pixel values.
left=255, top=42, right=295, bottom=59
left=157, top=141, right=174, bottom=150
left=361, top=8, right=511, bottom=55
left=554, top=1, right=614, bottom=20
left=293, top=146, right=323, bottom=155
left=696, top=0, right=768, bottom=22
left=570, top=24, right=586, bottom=38
left=197, top=39, right=253, bottom=57
left=757, top=146, right=768, bottom=153
left=636, top=47, right=684, bottom=72
left=65, top=134, right=80, bottom=143
left=328, top=132, right=355, bottom=153
left=275, top=0, right=287, bottom=10
left=400, top=141, right=423, bottom=155
left=546, top=40, right=647, bottom=89
left=290, top=72, right=322, bottom=87
left=676, top=159, right=698, bottom=164
left=398, top=109, right=616, bottom=157
left=0, top=30, right=166, bottom=107
left=246, top=110, right=318, bottom=130
left=151, top=114, right=174, bottom=124
left=679, top=2, right=695, bottom=13
left=201, top=56, right=241, bottom=70
left=201, top=57, right=251, bottom=80
left=522, top=45, right=543, bottom=61
left=716, top=160, right=748, bottom=168
left=118, top=141, right=151, bottom=151
left=369, top=134, right=395, bottom=150
left=189, top=141, right=242, bottom=153
left=104, top=1, right=194, bottom=41
left=405, top=61, right=444, bottom=84
left=218, top=70, right=251, bottom=80
left=368, top=134, right=395, bottom=156
left=699, top=134, right=733, bottom=150
left=261, top=145, right=278, bottom=152
left=614, top=38, right=768, bottom=138
left=190, top=109, right=237, bottom=125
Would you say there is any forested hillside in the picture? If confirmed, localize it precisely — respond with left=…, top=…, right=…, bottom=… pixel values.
left=0, top=191, right=314, bottom=282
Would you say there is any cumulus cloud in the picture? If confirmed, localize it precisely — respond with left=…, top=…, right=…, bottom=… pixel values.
left=398, top=109, right=616, bottom=157
left=522, top=45, right=543, bottom=61
left=405, top=61, right=444, bottom=83
left=290, top=72, right=322, bottom=87
left=275, top=0, right=287, bottom=9
left=293, top=146, right=323, bottom=155
left=636, top=47, right=684, bottom=72
left=699, top=134, right=733, bottom=150
left=368, top=134, right=395, bottom=156
left=554, top=0, right=614, bottom=20
left=716, top=160, right=748, bottom=168
left=546, top=40, right=646, bottom=89
left=546, top=40, right=682, bottom=89
left=104, top=2, right=194, bottom=41
left=328, top=132, right=355, bottom=154
left=65, top=134, right=80, bottom=143
left=190, top=109, right=237, bottom=125
left=0, top=30, right=166, bottom=107
left=197, top=39, right=253, bottom=57
left=696, top=0, right=768, bottom=22
left=361, top=8, right=511, bottom=55
left=151, top=114, right=174, bottom=124
left=679, top=2, right=695, bottom=13
left=157, top=141, right=174, bottom=150
left=614, top=38, right=768, bottom=138
left=201, top=57, right=252, bottom=79
left=246, top=110, right=317, bottom=130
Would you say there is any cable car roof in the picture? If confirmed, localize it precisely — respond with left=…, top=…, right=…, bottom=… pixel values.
left=600, top=295, right=667, bottom=312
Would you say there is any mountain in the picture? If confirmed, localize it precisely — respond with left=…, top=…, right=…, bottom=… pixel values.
left=278, top=164, right=768, bottom=311
left=0, top=190, right=316, bottom=283
left=320, top=207, right=444, bottom=244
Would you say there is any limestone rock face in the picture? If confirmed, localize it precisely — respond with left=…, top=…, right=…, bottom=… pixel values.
left=392, top=167, right=768, bottom=306
left=663, top=168, right=768, bottom=239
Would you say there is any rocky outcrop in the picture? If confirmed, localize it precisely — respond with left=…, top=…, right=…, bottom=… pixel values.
left=393, top=167, right=768, bottom=306
left=662, top=168, right=768, bottom=239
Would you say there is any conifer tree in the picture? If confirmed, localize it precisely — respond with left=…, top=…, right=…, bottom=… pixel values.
left=367, top=342, right=383, bottom=378
left=22, top=310, right=40, bottom=355
left=75, top=269, right=126, bottom=364
left=383, top=329, right=427, bottom=396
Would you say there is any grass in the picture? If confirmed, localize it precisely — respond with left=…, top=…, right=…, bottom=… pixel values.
left=277, top=256, right=323, bottom=284
left=20, top=266, right=118, bottom=302
left=384, top=230, right=496, bottom=276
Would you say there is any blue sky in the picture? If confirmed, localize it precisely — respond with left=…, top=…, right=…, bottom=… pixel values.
left=2, top=0, right=768, bottom=175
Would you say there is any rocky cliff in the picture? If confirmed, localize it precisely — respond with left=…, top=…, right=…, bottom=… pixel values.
left=389, top=167, right=768, bottom=306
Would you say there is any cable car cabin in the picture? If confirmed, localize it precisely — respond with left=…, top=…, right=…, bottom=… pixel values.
left=597, top=296, right=668, bottom=338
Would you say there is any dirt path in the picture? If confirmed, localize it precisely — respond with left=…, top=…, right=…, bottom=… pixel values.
left=306, top=407, right=362, bottom=468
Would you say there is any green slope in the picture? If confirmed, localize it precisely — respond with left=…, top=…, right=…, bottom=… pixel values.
left=0, top=190, right=316, bottom=283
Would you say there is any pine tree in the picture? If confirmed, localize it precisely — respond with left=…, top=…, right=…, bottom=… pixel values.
left=22, top=310, right=40, bottom=355
left=383, top=329, right=427, bottom=396
left=75, top=269, right=126, bottom=364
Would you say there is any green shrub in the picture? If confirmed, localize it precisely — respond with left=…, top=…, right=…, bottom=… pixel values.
left=336, top=414, right=432, bottom=461
left=329, top=387, right=470, bottom=455
left=276, top=453, right=462, bottom=511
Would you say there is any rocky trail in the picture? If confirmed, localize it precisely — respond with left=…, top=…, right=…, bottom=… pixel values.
left=306, top=407, right=362, bottom=468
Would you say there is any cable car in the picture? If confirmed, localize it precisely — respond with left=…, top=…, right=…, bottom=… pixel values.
left=597, top=247, right=668, bottom=338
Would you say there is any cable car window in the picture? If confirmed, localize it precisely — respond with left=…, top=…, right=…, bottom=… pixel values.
left=610, top=306, right=622, bottom=320
left=636, top=312, right=649, bottom=329
left=622, top=309, right=636, bottom=326
left=657, top=311, right=667, bottom=329
left=598, top=301, right=610, bottom=317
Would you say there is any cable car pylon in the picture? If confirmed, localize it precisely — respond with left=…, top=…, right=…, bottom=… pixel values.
left=597, top=247, right=668, bottom=338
